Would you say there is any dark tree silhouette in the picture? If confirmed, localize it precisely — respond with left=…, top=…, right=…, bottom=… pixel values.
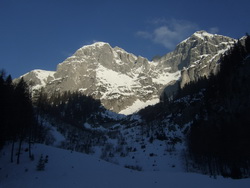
left=0, top=72, right=41, bottom=163
left=187, top=35, right=250, bottom=178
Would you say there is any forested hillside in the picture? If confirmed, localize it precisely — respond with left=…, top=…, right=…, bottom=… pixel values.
left=179, top=35, right=250, bottom=178
left=35, top=89, right=102, bottom=127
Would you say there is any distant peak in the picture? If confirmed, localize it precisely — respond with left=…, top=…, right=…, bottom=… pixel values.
left=179, top=30, right=214, bottom=45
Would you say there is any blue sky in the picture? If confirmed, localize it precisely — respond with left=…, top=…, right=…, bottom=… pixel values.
left=1, top=0, right=249, bottom=78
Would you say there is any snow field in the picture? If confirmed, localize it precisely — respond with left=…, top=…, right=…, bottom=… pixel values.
left=1, top=144, right=250, bottom=188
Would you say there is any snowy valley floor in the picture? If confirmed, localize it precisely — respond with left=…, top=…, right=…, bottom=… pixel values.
left=1, top=144, right=250, bottom=188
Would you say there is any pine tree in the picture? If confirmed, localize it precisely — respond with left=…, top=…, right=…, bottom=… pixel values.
left=36, top=155, right=45, bottom=171
left=13, top=78, right=36, bottom=164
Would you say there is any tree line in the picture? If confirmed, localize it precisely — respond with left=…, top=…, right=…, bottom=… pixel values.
left=35, top=89, right=102, bottom=127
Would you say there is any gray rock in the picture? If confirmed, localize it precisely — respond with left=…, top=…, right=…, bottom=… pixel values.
left=156, top=30, right=235, bottom=88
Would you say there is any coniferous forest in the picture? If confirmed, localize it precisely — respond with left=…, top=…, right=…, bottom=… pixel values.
left=182, top=35, right=250, bottom=178
left=0, top=74, right=104, bottom=162
left=35, top=89, right=101, bottom=127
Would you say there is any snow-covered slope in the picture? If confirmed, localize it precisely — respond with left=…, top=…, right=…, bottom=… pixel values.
left=19, top=69, right=55, bottom=90
left=1, top=144, right=250, bottom=188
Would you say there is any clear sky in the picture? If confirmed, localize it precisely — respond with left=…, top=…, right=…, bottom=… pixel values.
left=1, top=0, right=249, bottom=78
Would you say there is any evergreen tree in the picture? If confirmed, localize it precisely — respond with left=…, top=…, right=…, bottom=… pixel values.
left=36, top=154, right=45, bottom=171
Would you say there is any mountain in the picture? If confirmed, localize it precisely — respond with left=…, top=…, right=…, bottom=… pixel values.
left=4, top=34, right=250, bottom=183
left=18, top=31, right=235, bottom=114
left=155, top=30, right=236, bottom=88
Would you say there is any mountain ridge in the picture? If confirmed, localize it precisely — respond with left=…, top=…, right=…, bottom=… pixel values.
left=18, top=30, right=236, bottom=114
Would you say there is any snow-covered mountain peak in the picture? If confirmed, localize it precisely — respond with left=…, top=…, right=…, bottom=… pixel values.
left=191, top=30, right=235, bottom=43
left=178, top=31, right=213, bottom=45
left=20, top=69, right=55, bottom=84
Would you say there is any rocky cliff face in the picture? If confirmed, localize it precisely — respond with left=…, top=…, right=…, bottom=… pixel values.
left=21, top=42, right=180, bottom=114
left=155, top=30, right=236, bottom=88
left=18, top=31, right=236, bottom=114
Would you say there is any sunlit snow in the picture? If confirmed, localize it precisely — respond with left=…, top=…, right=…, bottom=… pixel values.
left=152, top=71, right=181, bottom=85
left=119, top=98, right=159, bottom=115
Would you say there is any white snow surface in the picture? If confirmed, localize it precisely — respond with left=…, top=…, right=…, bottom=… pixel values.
left=95, top=63, right=177, bottom=114
left=1, top=144, right=250, bottom=188
left=119, top=98, right=159, bottom=115
left=23, top=69, right=55, bottom=86
left=20, top=69, right=55, bottom=91
left=96, top=64, right=136, bottom=97
left=152, top=70, right=181, bottom=85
